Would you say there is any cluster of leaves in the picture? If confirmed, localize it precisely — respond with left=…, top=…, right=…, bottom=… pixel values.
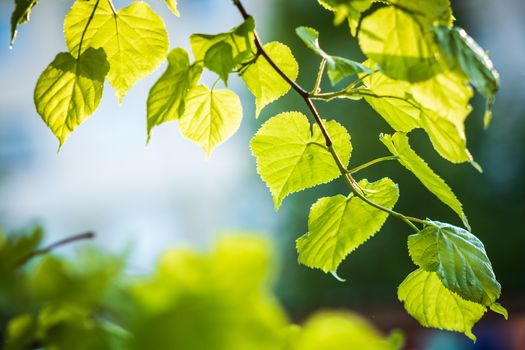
left=8, top=0, right=506, bottom=341
left=0, top=227, right=402, bottom=350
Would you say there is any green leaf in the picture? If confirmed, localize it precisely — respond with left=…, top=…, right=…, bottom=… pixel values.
left=242, top=42, right=299, bottom=116
left=380, top=133, right=468, bottom=227
left=204, top=42, right=236, bottom=84
left=251, top=111, right=351, bottom=210
left=64, top=0, right=169, bottom=102
left=407, top=221, right=502, bottom=306
left=10, top=0, right=39, bottom=47
left=34, top=49, right=109, bottom=146
left=388, top=0, right=453, bottom=28
left=4, top=314, right=37, bottom=350
left=318, top=0, right=374, bottom=36
left=359, top=7, right=436, bottom=82
left=433, top=26, right=499, bottom=126
left=190, top=17, right=255, bottom=63
left=164, top=0, right=179, bottom=16
left=297, top=178, right=399, bottom=273
left=0, top=226, right=43, bottom=276
left=360, top=71, right=420, bottom=132
left=147, top=48, right=203, bottom=140
left=295, top=26, right=372, bottom=85
left=398, top=268, right=486, bottom=341
left=361, top=67, right=474, bottom=164
left=178, top=85, right=243, bottom=157
left=293, top=311, right=400, bottom=350
left=130, top=235, right=287, bottom=350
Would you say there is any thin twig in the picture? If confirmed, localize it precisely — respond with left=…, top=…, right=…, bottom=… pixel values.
left=16, top=232, right=95, bottom=268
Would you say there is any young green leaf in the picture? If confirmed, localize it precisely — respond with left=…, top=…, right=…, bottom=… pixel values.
left=251, top=112, right=351, bottom=210
left=433, top=26, right=499, bottom=127
left=164, top=0, right=179, bottom=16
left=204, top=42, right=236, bottom=84
left=407, top=221, right=502, bottom=306
left=242, top=42, right=299, bottom=116
left=296, top=178, right=399, bottom=273
left=0, top=226, right=43, bottom=276
left=178, top=85, right=243, bottom=157
left=34, top=49, right=109, bottom=146
left=387, top=0, right=453, bottom=28
left=190, top=17, right=255, bottom=63
left=294, top=311, right=401, bottom=350
left=398, top=268, right=486, bottom=341
left=64, top=0, right=169, bottom=102
left=295, top=26, right=372, bottom=85
left=359, top=7, right=436, bottom=82
left=10, top=0, right=39, bottom=47
left=380, top=133, right=468, bottom=227
left=317, top=0, right=374, bottom=36
left=147, top=48, right=203, bottom=140
left=361, top=68, right=474, bottom=164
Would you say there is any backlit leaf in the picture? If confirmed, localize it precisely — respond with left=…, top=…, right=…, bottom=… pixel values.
left=251, top=111, right=351, bottom=210
left=178, top=85, right=243, bottom=157
left=204, top=42, right=236, bottom=84
left=147, top=48, right=203, bottom=140
left=190, top=17, right=255, bottom=63
left=10, top=0, right=38, bottom=47
left=293, top=311, right=401, bottom=350
left=359, top=7, right=436, bottom=82
left=242, top=42, right=299, bottom=116
left=295, top=26, right=372, bottom=85
left=64, top=0, right=169, bottom=102
left=297, top=178, right=399, bottom=272
left=318, top=0, right=374, bottom=36
left=407, top=221, right=501, bottom=306
left=398, top=268, right=486, bottom=341
left=34, top=49, right=109, bottom=146
left=164, top=0, right=179, bottom=16
left=380, top=133, right=468, bottom=227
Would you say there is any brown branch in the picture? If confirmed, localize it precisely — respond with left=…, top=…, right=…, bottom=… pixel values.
left=16, top=231, right=95, bottom=268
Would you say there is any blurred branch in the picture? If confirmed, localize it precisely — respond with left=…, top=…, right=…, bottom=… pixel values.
left=16, top=231, right=95, bottom=268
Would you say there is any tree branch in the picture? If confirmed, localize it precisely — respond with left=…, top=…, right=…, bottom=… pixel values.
left=232, top=0, right=427, bottom=232
left=17, top=232, right=95, bottom=268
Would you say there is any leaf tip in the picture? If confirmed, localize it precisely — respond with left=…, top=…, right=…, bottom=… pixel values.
left=330, top=270, right=346, bottom=282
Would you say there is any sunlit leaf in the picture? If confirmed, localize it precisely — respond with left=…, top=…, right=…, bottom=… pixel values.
left=242, top=42, right=299, bottom=116
left=380, top=133, right=468, bottom=227
left=398, top=268, right=486, bottom=341
left=164, top=0, right=179, bottom=16
left=317, top=0, right=374, bottom=36
left=178, top=85, right=243, bottom=157
left=190, top=17, right=255, bottom=63
left=296, top=26, right=372, bottom=85
left=251, top=111, right=351, bottom=210
left=10, top=0, right=39, bottom=47
left=204, top=42, right=236, bottom=84
left=297, top=178, right=399, bottom=273
left=34, top=49, right=109, bottom=146
left=64, top=0, right=169, bottom=102
left=147, top=48, right=203, bottom=139
left=359, top=7, right=436, bottom=82
left=388, top=0, right=453, bottom=27
left=293, top=311, right=401, bottom=350
left=408, top=221, right=501, bottom=306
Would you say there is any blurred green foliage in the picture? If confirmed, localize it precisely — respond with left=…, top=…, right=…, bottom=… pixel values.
left=0, top=227, right=401, bottom=349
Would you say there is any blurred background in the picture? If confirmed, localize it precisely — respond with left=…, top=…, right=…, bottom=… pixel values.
left=0, top=0, right=524, bottom=349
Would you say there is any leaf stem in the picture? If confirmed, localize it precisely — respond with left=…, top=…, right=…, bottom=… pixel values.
left=16, top=232, right=95, bottom=268
left=347, top=156, right=399, bottom=174
left=311, top=59, right=327, bottom=94
left=77, top=0, right=101, bottom=59
left=232, top=0, right=425, bottom=232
